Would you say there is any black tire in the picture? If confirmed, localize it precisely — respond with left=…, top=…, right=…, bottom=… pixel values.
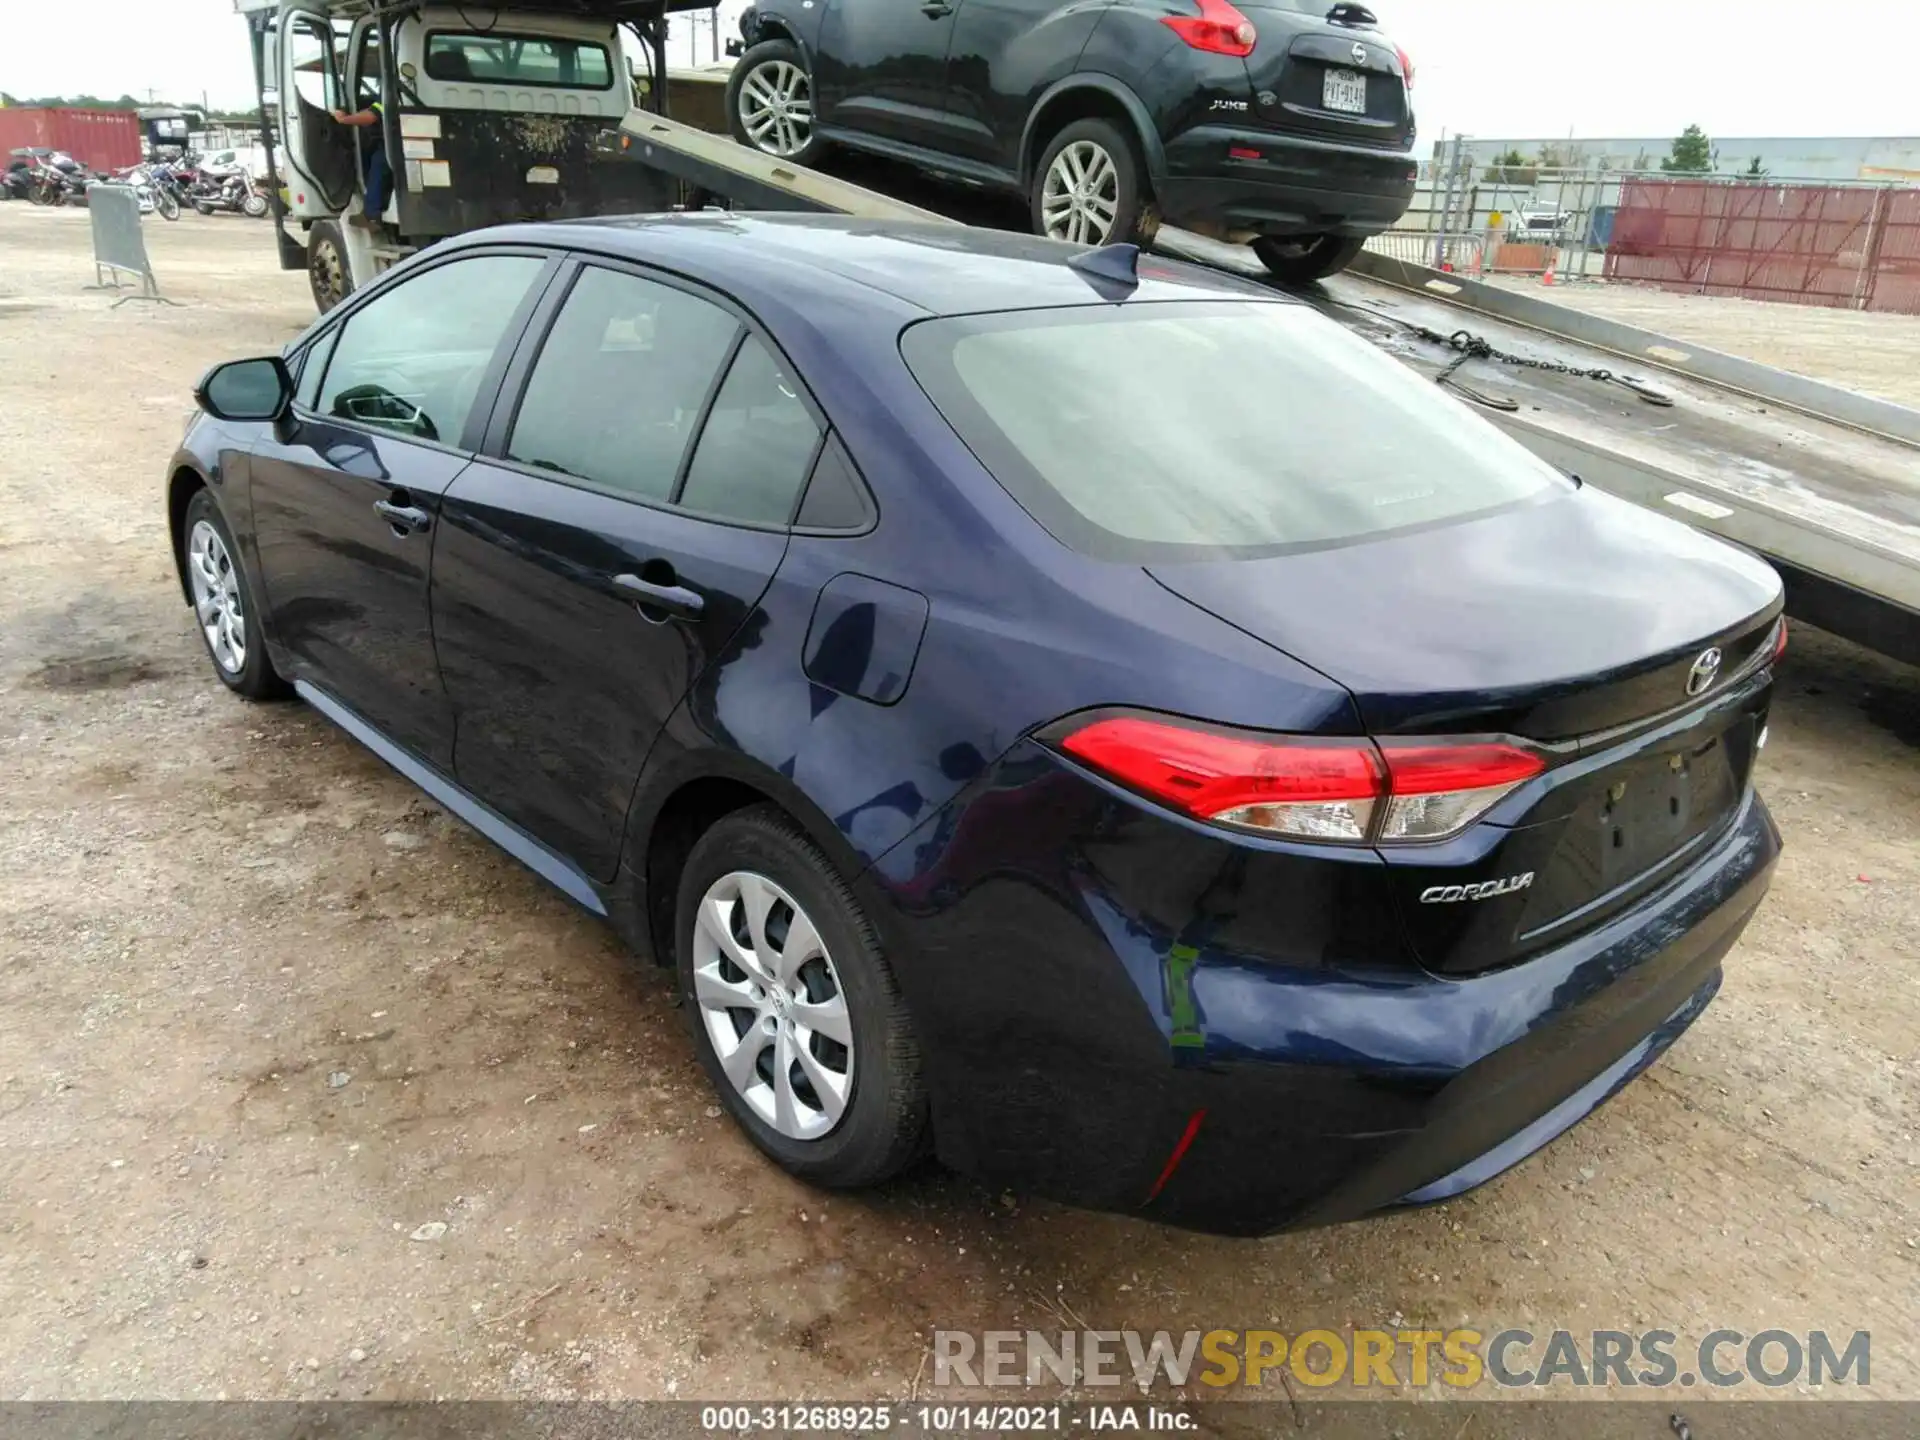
left=308, top=219, right=353, bottom=314
left=241, top=191, right=269, bottom=219
left=180, top=489, right=290, bottom=702
left=725, top=38, right=827, bottom=166
left=155, top=188, right=181, bottom=221
left=1251, top=233, right=1368, bottom=285
left=1029, top=117, right=1150, bottom=248
left=676, top=805, right=927, bottom=1188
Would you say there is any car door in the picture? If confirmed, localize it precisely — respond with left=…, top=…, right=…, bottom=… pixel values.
left=944, top=0, right=1107, bottom=171
left=249, top=250, right=553, bottom=769
left=814, top=0, right=965, bottom=151
left=430, top=259, right=826, bottom=881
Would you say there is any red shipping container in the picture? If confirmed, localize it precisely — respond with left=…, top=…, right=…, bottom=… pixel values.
left=0, top=107, right=142, bottom=172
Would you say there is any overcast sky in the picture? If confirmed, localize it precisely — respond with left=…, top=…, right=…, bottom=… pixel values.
left=5, top=0, right=1917, bottom=147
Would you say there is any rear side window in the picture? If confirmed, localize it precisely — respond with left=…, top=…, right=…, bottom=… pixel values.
left=508, top=266, right=740, bottom=501
left=425, top=32, right=613, bottom=88
left=677, top=335, right=822, bottom=525
left=901, top=301, right=1564, bottom=561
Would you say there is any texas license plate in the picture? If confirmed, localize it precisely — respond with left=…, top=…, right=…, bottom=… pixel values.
left=1323, top=68, right=1367, bottom=113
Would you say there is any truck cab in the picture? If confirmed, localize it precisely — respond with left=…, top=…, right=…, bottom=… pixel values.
left=243, top=0, right=713, bottom=310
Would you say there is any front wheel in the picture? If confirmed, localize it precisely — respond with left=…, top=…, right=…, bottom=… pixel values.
left=1251, top=233, right=1368, bottom=285
left=676, top=805, right=928, bottom=1188
left=726, top=39, right=825, bottom=164
left=1030, top=118, right=1148, bottom=247
left=181, top=490, right=290, bottom=702
left=307, top=219, right=353, bottom=314
left=155, top=188, right=181, bottom=221
left=241, top=190, right=268, bottom=219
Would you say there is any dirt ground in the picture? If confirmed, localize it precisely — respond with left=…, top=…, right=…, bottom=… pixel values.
left=0, top=205, right=1916, bottom=1414
left=1484, top=273, right=1920, bottom=410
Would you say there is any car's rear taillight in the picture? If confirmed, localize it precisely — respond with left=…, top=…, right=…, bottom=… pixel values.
left=1374, top=741, right=1544, bottom=841
left=1771, top=617, right=1789, bottom=664
left=1055, top=714, right=1544, bottom=845
left=1161, top=0, right=1258, bottom=58
left=1395, top=44, right=1415, bottom=88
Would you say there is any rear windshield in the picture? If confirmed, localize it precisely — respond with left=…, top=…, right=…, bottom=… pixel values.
left=424, top=32, right=614, bottom=89
left=900, top=301, right=1566, bottom=561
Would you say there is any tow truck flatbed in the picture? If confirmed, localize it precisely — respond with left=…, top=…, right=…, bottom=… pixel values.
left=608, top=107, right=1920, bottom=667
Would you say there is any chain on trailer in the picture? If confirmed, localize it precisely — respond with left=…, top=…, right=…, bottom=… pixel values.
left=1327, top=298, right=1676, bottom=413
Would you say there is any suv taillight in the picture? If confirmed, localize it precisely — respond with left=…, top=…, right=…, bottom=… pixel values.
left=1161, top=0, right=1258, bottom=58
left=1056, top=714, right=1544, bottom=844
left=1396, top=44, right=1415, bottom=88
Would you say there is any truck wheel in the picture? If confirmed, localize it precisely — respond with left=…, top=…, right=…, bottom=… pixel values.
left=727, top=39, right=825, bottom=164
left=1031, top=119, right=1148, bottom=247
left=308, top=220, right=353, bottom=314
left=1251, top=233, right=1368, bottom=285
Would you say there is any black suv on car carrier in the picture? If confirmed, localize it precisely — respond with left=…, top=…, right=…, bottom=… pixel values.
left=727, top=0, right=1418, bottom=282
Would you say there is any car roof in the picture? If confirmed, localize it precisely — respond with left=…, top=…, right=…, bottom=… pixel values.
left=462, top=212, right=1287, bottom=318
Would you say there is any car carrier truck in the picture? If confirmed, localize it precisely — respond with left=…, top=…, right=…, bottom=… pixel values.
left=236, top=0, right=719, bottom=310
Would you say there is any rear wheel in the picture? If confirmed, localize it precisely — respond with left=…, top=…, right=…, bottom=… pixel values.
left=1251, top=233, right=1368, bottom=285
left=727, top=39, right=825, bottom=164
left=676, top=805, right=927, bottom=1188
left=1030, top=118, right=1148, bottom=247
left=308, top=220, right=353, bottom=314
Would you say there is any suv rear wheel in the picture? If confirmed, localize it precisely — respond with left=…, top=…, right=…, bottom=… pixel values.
left=1251, top=233, right=1368, bottom=285
left=1031, top=119, right=1147, bottom=247
left=727, top=39, right=825, bottom=164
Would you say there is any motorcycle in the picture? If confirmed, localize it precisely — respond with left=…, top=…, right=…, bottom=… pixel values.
left=24, top=151, right=99, bottom=206
left=117, top=162, right=180, bottom=220
left=188, top=166, right=269, bottom=219
left=147, top=162, right=189, bottom=220
left=0, top=161, right=30, bottom=202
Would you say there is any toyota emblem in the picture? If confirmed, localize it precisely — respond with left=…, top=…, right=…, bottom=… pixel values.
left=1352, top=42, right=1368, bottom=64
left=1685, top=647, right=1723, bottom=697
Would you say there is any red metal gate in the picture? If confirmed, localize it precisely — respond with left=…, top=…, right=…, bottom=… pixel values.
left=1605, top=178, right=1920, bottom=315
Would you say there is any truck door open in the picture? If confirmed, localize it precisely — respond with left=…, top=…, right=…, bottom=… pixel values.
left=279, top=6, right=357, bottom=214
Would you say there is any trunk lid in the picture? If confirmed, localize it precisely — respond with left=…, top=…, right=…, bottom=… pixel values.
left=1236, top=2, right=1413, bottom=150
left=1149, top=488, right=1782, bottom=973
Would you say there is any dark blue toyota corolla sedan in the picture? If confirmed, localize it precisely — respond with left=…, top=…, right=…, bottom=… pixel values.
left=167, top=215, right=1783, bottom=1235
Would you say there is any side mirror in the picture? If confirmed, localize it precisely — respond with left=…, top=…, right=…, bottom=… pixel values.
left=195, top=356, right=293, bottom=422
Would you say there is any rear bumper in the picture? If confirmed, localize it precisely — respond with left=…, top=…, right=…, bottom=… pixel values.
left=1156, top=124, right=1417, bottom=237
left=867, top=747, right=1780, bottom=1236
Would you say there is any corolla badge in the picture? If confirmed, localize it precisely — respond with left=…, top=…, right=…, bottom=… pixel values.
left=1685, top=647, right=1723, bottom=696
left=1420, top=873, right=1535, bottom=904
left=1352, top=42, right=1368, bottom=64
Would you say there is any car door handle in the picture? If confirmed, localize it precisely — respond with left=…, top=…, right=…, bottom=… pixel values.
left=612, top=571, right=705, bottom=621
left=921, top=2, right=953, bottom=15
left=373, top=499, right=431, bottom=534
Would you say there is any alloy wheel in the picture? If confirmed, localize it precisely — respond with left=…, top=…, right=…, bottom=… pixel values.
left=737, top=60, right=813, bottom=158
left=1041, top=140, right=1120, bottom=245
left=187, top=519, right=247, bottom=675
left=692, top=870, right=853, bottom=1141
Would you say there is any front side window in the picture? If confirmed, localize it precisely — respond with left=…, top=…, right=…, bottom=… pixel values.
left=902, top=300, right=1566, bottom=560
left=316, top=254, right=543, bottom=443
left=508, top=266, right=739, bottom=501
left=424, top=32, right=613, bottom=88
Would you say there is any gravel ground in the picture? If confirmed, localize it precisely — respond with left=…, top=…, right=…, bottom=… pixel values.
left=0, top=204, right=1915, bottom=1414
left=1484, top=274, right=1920, bottom=410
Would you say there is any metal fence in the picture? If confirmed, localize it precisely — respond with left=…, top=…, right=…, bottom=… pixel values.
left=1603, top=178, right=1920, bottom=314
